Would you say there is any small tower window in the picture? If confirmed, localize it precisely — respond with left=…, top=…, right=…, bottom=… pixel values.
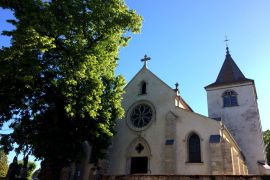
left=141, top=82, right=147, bottom=95
left=188, top=133, right=201, bottom=163
left=223, top=90, right=238, bottom=107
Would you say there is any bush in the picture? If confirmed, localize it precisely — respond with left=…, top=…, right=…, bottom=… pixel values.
left=18, top=161, right=37, bottom=180
left=0, top=150, right=8, bottom=177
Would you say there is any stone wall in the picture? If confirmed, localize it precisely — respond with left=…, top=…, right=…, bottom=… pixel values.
left=209, top=142, right=222, bottom=175
left=223, top=140, right=233, bottom=174
left=209, top=127, right=248, bottom=175
left=206, top=82, right=266, bottom=174
left=101, top=175, right=269, bottom=180
left=163, top=111, right=177, bottom=174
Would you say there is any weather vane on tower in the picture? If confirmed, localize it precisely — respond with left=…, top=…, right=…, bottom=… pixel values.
left=224, top=35, right=230, bottom=55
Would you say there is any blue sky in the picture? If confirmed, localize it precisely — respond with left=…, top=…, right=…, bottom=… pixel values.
left=1, top=0, right=270, bottom=164
left=117, top=0, right=270, bottom=131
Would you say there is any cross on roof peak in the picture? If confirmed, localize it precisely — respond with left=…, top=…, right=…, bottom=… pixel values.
left=141, top=54, right=151, bottom=68
left=175, top=82, right=179, bottom=90
left=224, top=35, right=229, bottom=45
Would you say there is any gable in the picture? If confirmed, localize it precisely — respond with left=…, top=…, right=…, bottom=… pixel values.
left=124, top=67, right=174, bottom=93
left=123, top=66, right=192, bottom=112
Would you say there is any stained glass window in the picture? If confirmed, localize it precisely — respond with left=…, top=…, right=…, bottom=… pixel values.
left=188, top=133, right=201, bottom=163
left=130, top=104, right=152, bottom=128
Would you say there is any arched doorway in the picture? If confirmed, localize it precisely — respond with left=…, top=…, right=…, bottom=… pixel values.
left=126, top=137, right=151, bottom=174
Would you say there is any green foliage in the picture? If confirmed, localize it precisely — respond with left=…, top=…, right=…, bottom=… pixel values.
left=0, top=0, right=142, bottom=177
left=263, top=130, right=270, bottom=164
left=18, top=161, right=36, bottom=180
left=0, top=149, right=8, bottom=177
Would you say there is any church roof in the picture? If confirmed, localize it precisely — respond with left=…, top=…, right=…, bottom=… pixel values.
left=205, top=47, right=254, bottom=89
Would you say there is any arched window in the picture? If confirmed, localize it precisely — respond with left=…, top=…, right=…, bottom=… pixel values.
left=223, top=90, right=238, bottom=107
left=141, top=82, right=147, bottom=95
left=188, top=133, right=201, bottom=163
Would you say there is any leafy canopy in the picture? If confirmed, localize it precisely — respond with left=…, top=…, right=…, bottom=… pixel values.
left=263, top=130, right=270, bottom=164
left=0, top=0, right=142, bottom=166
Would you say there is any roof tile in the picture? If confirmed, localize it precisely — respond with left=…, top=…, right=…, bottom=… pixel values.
left=205, top=47, right=253, bottom=89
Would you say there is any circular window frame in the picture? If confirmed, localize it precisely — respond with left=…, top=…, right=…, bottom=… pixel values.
left=126, top=101, right=156, bottom=131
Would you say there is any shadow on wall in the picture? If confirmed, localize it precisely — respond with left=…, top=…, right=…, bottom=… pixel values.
left=100, top=175, right=270, bottom=180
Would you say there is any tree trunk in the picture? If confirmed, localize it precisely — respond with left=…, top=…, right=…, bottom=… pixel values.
left=80, top=141, right=92, bottom=180
left=38, top=159, right=62, bottom=180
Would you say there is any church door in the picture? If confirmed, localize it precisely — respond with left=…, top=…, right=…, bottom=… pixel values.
left=130, top=157, right=148, bottom=174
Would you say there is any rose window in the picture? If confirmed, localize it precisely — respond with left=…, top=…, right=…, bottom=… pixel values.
left=130, top=104, right=153, bottom=128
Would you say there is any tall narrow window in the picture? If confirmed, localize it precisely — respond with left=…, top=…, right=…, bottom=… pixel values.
left=188, top=133, right=201, bottom=163
left=223, top=90, right=238, bottom=107
left=141, top=82, right=147, bottom=95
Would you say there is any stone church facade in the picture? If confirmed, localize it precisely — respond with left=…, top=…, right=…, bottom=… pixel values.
left=106, top=47, right=268, bottom=175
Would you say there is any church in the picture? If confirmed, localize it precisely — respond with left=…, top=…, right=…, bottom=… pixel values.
left=106, top=47, right=269, bottom=175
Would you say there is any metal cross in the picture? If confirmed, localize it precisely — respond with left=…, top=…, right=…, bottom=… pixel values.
left=141, top=54, right=151, bottom=67
left=175, top=82, right=179, bottom=90
left=224, top=35, right=229, bottom=47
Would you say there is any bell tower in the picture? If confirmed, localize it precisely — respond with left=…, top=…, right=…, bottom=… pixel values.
left=205, top=46, right=266, bottom=174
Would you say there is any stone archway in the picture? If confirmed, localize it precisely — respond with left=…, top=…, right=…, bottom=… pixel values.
left=126, top=137, right=151, bottom=174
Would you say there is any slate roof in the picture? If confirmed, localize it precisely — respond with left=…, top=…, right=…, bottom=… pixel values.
left=205, top=47, right=253, bottom=89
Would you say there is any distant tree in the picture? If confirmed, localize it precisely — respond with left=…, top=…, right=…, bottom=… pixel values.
left=0, top=149, right=8, bottom=177
left=0, top=0, right=142, bottom=179
left=263, top=130, right=270, bottom=164
left=18, top=160, right=36, bottom=180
